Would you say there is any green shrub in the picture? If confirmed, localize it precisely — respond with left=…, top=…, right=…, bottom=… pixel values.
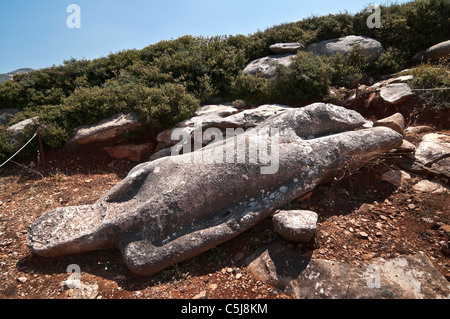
left=326, top=47, right=369, bottom=88
left=135, top=82, right=200, bottom=128
left=408, top=63, right=450, bottom=111
left=230, top=74, right=272, bottom=105
left=272, top=52, right=331, bottom=104
left=371, top=47, right=407, bottom=75
left=0, top=130, right=14, bottom=163
left=354, top=0, right=450, bottom=61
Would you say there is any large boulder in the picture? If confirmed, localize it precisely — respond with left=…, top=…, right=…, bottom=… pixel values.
left=27, top=103, right=403, bottom=276
left=68, top=112, right=142, bottom=146
left=272, top=210, right=318, bottom=242
left=305, top=35, right=384, bottom=62
left=411, top=40, right=450, bottom=62
left=7, top=116, right=39, bottom=147
left=154, top=104, right=292, bottom=158
left=414, top=133, right=450, bottom=176
left=246, top=242, right=450, bottom=299
left=242, top=54, right=296, bottom=79
left=269, top=43, right=305, bottom=54
left=379, top=83, right=415, bottom=105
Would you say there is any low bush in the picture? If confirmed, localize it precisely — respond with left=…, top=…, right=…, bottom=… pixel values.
left=230, top=74, right=272, bottom=106
left=272, top=52, right=331, bottom=104
left=408, top=63, right=450, bottom=111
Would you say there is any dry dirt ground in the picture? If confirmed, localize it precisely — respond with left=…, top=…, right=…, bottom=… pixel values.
left=0, top=123, right=449, bottom=301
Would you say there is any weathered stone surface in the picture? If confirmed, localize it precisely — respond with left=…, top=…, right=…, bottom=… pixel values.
left=411, top=40, right=450, bottom=62
left=269, top=43, right=305, bottom=54
left=415, top=133, right=450, bottom=176
left=242, top=54, right=296, bottom=79
left=380, top=170, right=411, bottom=188
left=102, top=143, right=153, bottom=162
left=379, top=83, right=414, bottom=104
left=305, top=35, right=384, bottom=62
left=27, top=103, right=402, bottom=276
left=371, top=75, right=414, bottom=89
left=246, top=242, right=450, bottom=299
left=68, top=112, right=142, bottom=145
left=272, top=210, right=318, bottom=242
left=7, top=116, right=39, bottom=147
left=395, top=140, right=416, bottom=153
left=373, top=113, right=405, bottom=135
left=153, top=104, right=292, bottom=159
left=414, top=180, right=450, bottom=194
left=405, top=125, right=434, bottom=136
left=194, top=104, right=239, bottom=118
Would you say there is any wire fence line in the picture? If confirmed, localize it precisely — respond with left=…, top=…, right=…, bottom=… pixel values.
left=410, top=87, right=450, bottom=91
left=0, top=132, right=37, bottom=169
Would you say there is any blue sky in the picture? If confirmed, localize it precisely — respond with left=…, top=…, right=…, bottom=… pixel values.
left=0, top=0, right=411, bottom=74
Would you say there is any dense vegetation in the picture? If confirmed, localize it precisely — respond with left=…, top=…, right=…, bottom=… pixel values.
left=0, top=0, right=449, bottom=162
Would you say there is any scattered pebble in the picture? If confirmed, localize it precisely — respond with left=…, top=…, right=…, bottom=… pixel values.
left=360, top=232, right=369, bottom=239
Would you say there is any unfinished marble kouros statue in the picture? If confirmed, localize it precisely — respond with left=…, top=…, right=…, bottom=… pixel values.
left=27, top=103, right=403, bottom=276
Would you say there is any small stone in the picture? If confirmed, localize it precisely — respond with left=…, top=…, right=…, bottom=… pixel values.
left=380, top=170, right=411, bottom=187
left=376, top=232, right=383, bottom=237
left=236, top=273, right=242, bottom=280
left=193, top=290, right=207, bottom=299
left=408, top=204, right=416, bottom=210
left=360, top=232, right=369, bottom=239
left=209, top=284, right=218, bottom=291
left=349, top=227, right=355, bottom=233
left=272, top=210, right=318, bottom=242
left=441, top=225, right=450, bottom=234
left=17, top=277, right=27, bottom=283
left=373, top=113, right=405, bottom=135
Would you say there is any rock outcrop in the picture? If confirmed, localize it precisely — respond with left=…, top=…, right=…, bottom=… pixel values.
left=27, top=103, right=403, bottom=276
left=7, top=116, right=39, bottom=147
left=305, top=35, right=384, bottom=62
left=269, top=43, right=305, bottom=54
left=414, top=133, right=450, bottom=176
left=246, top=242, right=450, bottom=299
left=154, top=104, right=292, bottom=159
left=68, top=112, right=142, bottom=146
left=379, top=83, right=415, bottom=105
left=242, top=54, right=296, bottom=79
left=411, top=40, right=450, bottom=62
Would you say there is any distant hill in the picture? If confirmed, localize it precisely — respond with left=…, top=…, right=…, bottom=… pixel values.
left=0, top=74, right=11, bottom=84
left=0, top=68, right=34, bottom=84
